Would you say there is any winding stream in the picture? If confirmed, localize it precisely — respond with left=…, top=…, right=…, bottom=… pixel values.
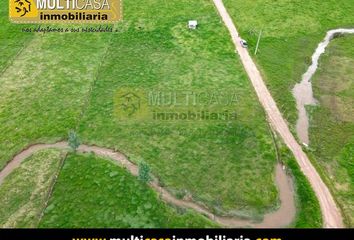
left=293, top=28, right=354, bottom=145
left=0, top=142, right=296, bottom=228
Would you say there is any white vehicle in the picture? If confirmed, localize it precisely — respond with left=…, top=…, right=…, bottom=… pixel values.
left=240, top=39, right=248, bottom=48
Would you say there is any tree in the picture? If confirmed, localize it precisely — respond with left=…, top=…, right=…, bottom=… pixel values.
left=68, top=130, right=80, bottom=151
left=138, top=161, right=151, bottom=183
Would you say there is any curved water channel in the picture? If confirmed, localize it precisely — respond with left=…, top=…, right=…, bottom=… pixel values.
left=293, top=28, right=354, bottom=145
left=0, top=142, right=296, bottom=228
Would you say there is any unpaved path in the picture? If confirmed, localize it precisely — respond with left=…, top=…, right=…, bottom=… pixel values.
left=212, top=0, right=343, bottom=228
left=293, top=29, right=354, bottom=145
left=0, top=142, right=295, bottom=228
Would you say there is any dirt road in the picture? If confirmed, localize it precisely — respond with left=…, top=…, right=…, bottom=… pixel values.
left=0, top=142, right=295, bottom=228
left=212, top=0, right=343, bottom=228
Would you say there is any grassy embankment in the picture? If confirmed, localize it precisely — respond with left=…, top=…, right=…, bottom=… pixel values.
left=277, top=141, right=322, bottom=228
left=309, top=36, right=354, bottom=226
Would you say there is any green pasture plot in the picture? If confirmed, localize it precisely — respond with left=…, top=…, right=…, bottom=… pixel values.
left=0, top=26, right=112, bottom=169
left=78, top=0, right=279, bottom=218
left=39, top=153, right=218, bottom=228
left=0, top=149, right=64, bottom=228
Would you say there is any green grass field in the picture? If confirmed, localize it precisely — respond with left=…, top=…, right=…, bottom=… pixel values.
left=309, top=36, right=354, bottom=226
left=39, top=153, right=217, bottom=228
left=76, top=0, right=280, bottom=216
left=0, top=0, right=280, bottom=219
left=1, top=0, right=340, bottom=227
left=223, top=0, right=354, bottom=126
left=0, top=27, right=112, bottom=169
left=0, top=149, right=64, bottom=228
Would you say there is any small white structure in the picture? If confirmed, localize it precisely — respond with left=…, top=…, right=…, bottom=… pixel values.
left=188, top=20, right=198, bottom=30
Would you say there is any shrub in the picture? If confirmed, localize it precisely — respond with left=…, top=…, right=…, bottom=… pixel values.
left=68, top=130, right=80, bottom=151
left=138, top=162, right=151, bottom=183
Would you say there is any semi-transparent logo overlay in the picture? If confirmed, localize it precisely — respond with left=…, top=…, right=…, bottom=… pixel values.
left=114, top=88, right=239, bottom=123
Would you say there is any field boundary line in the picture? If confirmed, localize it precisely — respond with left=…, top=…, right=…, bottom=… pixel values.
left=0, top=34, right=36, bottom=78
left=74, top=24, right=117, bottom=131
left=36, top=151, right=68, bottom=226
